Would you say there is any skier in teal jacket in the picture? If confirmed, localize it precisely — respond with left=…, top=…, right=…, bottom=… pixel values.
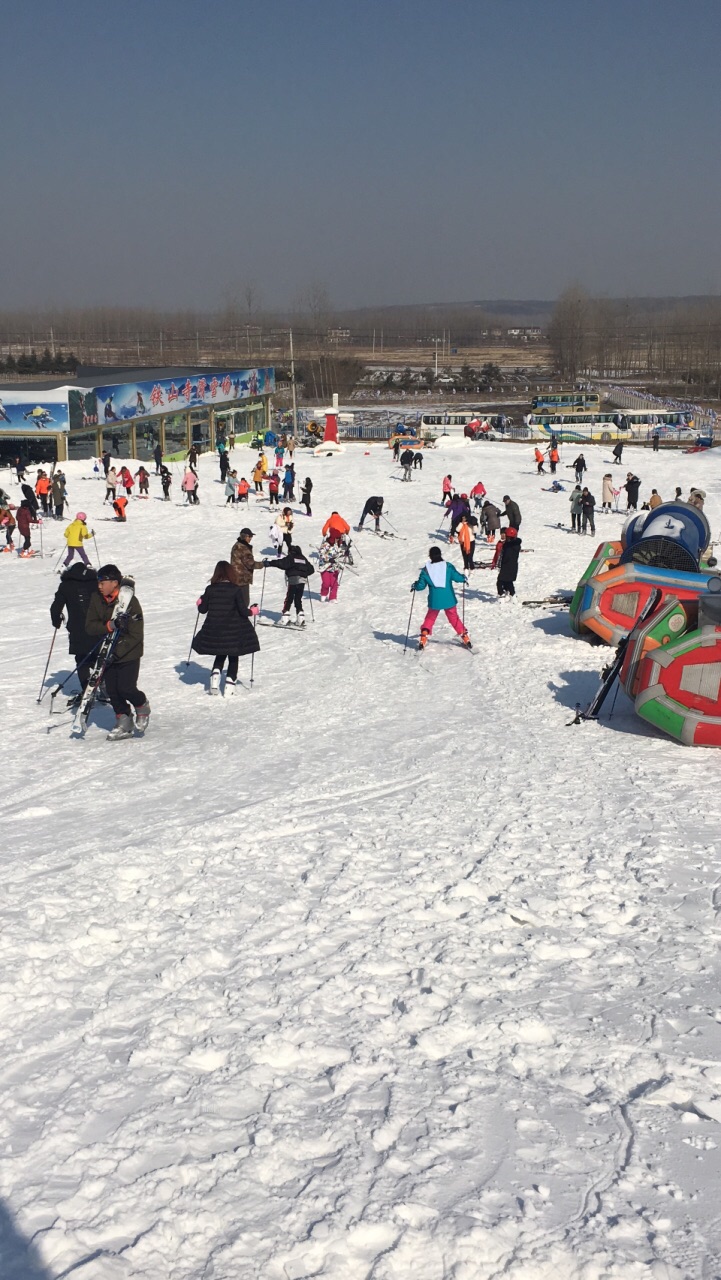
left=412, top=545, right=472, bottom=650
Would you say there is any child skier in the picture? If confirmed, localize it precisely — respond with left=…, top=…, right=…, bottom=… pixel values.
left=492, top=527, right=522, bottom=597
left=237, top=477, right=250, bottom=505
left=411, top=545, right=471, bottom=650
left=268, top=471, right=280, bottom=506
left=442, top=475, right=454, bottom=504
left=319, top=541, right=343, bottom=602
left=63, top=512, right=94, bottom=567
left=457, top=514, right=475, bottom=570
left=160, top=464, right=172, bottom=501
left=470, top=480, right=486, bottom=509
left=265, top=544, right=315, bottom=625
left=119, top=465, right=134, bottom=497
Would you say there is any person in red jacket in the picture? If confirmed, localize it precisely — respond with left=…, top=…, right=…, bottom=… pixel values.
left=16, top=500, right=38, bottom=554
left=322, top=511, right=351, bottom=545
left=470, top=481, right=486, bottom=510
left=119, top=466, right=135, bottom=497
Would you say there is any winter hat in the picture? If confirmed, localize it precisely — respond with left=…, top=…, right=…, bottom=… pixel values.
left=429, top=546, right=443, bottom=562
left=505, top=527, right=518, bottom=538
left=239, top=527, right=253, bottom=538
left=76, top=511, right=87, bottom=521
left=97, top=563, right=122, bottom=582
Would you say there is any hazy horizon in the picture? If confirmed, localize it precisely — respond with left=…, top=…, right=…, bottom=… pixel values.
left=3, top=0, right=721, bottom=312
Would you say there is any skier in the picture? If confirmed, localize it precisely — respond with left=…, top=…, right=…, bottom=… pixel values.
left=623, top=472, right=641, bottom=511
left=192, top=560, right=260, bottom=695
left=581, top=486, right=597, bottom=535
left=134, top=465, right=150, bottom=497
left=182, top=468, right=199, bottom=504
left=112, top=496, right=129, bottom=522
left=569, top=485, right=583, bottom=533
left=393, top=437, right=402, bottom=462
left=274, top=443, right=284, bottom=470
left=480, top=499, right=501, bottom=543
left=265, top=544, right=315, bottom=625
left=160, top=464, right=172, bottom=501
left=400, top=447, right=414, bottom=481
left=16, top=500, right=38, bottom=555
left=237, top=476, right=250, bottom=504
left=35, top=471, right=52, bottom=515
left=319, top=540, right=342, bottom=601
left=153, top=442, right=163, bottom=474
left=571, top=453, right=587, bottom=484
left=411, top=545, right=471, bottom=650
left=300, top=476, right=313, bottom=516
left=442, top=475, right=453, bottom=504
left=601, top=474, right=615, bottom=511
left=51, top=470, right=67, bottom=520
left=50, top=562, right=99, bottom=698
left=358, top=496, right=384, bottom=531
left=492, top=527, right=522, bottom=598
left=502, top=494, right=522, bottom=529
left=447, top=492, right=471, bottom=541
left=63, top=512, right=94, bottom=567
left=230, top=527, right=265, bottom=608
left=534, top=447, right=546, bottom=475
left=322, top=511, right=351, bottom=545
left=470, top=480, right=486, bottom=509
left=457, top=514, right=476, bottom=570
left=252, top=460, right=264, bottom=493
left=612, top=441, right=624, bottom=465
left=225, top=470, right=239, bottom=505
left=104, top=466, right=118, bottom=505
left=85, top=565, right=150, bottom=740
left=219, top=449, right=231, bottom=483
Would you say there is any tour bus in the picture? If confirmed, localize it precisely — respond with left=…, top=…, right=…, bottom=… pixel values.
left=530, top=391, right=601, bottom=413
left=530, top=408, right=694, bottom=441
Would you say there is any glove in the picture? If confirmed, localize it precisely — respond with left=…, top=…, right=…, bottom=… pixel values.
left=410, top=583, right=417, bottom=592
left=250, top=604, right=259, bottom=616
left=113, top=612, right=129, bottom=633
left=196, top=597, right=203, bottom=607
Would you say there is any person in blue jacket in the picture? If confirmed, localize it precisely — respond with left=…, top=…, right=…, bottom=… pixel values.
left=411, top=545, right=472, bottom=650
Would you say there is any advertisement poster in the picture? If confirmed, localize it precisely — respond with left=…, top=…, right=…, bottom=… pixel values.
left=0, top=387, right=73, bottom=432
left=74, top=368, right=275, bottom=431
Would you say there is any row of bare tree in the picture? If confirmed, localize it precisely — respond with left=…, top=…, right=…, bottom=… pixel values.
left=549, top=287, right=721, bottom=397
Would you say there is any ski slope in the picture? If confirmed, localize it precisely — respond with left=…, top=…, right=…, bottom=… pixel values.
left=1, top=439, right=721, bottom=1279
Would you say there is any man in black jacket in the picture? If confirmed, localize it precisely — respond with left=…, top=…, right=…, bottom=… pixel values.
left=50, top=563, right=99, bottom=695
left=624, top=473, right=641, bottom=511
left=502, top=495, right=522, bottom=529
left=581, top=487, right=596, bottom=535
left=358, top=496, right=384, bottom=531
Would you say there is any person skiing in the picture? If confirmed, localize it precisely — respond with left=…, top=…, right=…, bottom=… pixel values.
left=274, top=442, right=284, bottom=470
left=225, top=470, right=239, bottom=505
left=300, top=476, right=313, bottom=516
left=442, top=475, right=454, bottom=504
left=457, top=514, right=476, bottom=570
left=267, top=471, right=281, bottom=506
left=219, top=449, right=231, bottom=483
left=112, top=495, right=129, bottom=522
left=581, top=486, right=596, bottom=535
left=153, top=441, right=163, bottom=474
left=612, top=441, right=624, bottom=465
left=392, top=437, right=402, bottom=462
left=192, top=560, right=260, bottom=696
left=534, top=447, right=546, bottom=475
left=569, top=485, right=583, bottom=533
left=160, top=464, right=172, bottom=501
left=16, top=500, right=38, bottom=555
left=265, top=543, right=315, bottom=625
left=400, top=448, right=414, bottom=481
left=283, top=462, right=296, bottom=502
left=35, top=471, right=52, bottom=515
left=492, top=527, right=522, bottom=597
left=447, top=492, right=471, bottom=541
left=623, top=472, right=641, bottom=511
left=230, top=527, right=265, bottom=608
left=571, top=453, right=587, bottom=484
left=182, top=468, right=199, bottom=504
left=85, top=564, right=150, bottom=740
left=411, top=545, right=471, bottom=650
left=319, top=540, right=343, bottom=602
left=104, top=466, right=118, bottom=505
left=358, top=496, right=384, bottom=531
left=134, top=465, right=150, bottom=497
left=322, top=511, right=351, bottom=545
left=51, top=470, right=67, bottom=519
left=50, top=562, right=99, bottom=698
left=601, top=474, right=615, bottom=511
left=502, top=494, right=522, bottom=529
left=470, top=480, right=486, bottom=509
left=481, top=499, right=501, bottom=543
left=63, top=512, right=94, bottom=567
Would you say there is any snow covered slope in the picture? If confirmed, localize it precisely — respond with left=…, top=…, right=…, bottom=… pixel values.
left=1, top=440, right=720, bottom=1279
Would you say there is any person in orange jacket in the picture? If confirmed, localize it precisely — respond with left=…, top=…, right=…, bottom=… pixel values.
left=112, top=495, right=128, bottom=522
left=534, top=447, right=545, bottom=475
left=547, top=444, right=560, bottom=474
left=322, top=511, right=351, bottom=545
left=35, top=470, right=52, bottom=514
left=456, top=514, right=476, bottom=570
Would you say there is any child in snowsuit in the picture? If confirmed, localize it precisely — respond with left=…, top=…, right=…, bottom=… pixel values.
left=470, top=481, right=486, bottom=509
left=492, top=528, right=522, bottom=597
left=265, top=544, right=315, bottom=624
left=442, top=475, right=453, bottom=504
left=319, top=541, right=342, bottom=602
left=237, top=478, right=250, bottom=505
left=412, top=545, right=471, bottom=649
left=160, top=465, right=172, bottom=501
left=63, top=512, right=94, bottom=566
left=16, top=501, right=37, bottom=554
left=1, top=505, right=16, bottom=549
left=119, top=466, right=134, bottom=497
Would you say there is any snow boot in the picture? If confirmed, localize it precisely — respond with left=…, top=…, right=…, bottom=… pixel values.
left=461, top=631, right=472, bottom=648
left=209, top=669, right=221, bottom=695
left=418, top=628, right=429, bottom=650
left=134, top=702, right=151, bottom=734
left=224, top=678, right=236, bottom=696
left=107, top=713, right=134, bottom=741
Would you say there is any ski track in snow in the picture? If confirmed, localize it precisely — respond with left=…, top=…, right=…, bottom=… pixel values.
left=2, top=440, right=721, bottom=1279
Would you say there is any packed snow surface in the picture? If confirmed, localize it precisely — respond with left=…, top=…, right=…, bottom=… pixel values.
left=2, top=439, right=721, bottom=1279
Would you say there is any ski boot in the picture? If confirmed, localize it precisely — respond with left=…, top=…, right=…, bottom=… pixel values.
left=295, top=615, right=305, bottom=628
left=209, top=670, right=221, bottom=695
left=224, top=678, right=236, bottom=697
left=461, top=631, right=472, bottom=649
left=66, top=691, right=82, bottom=711
left=134, top=702, right=151, bottom=734
left=418, top=628, right=429, bottom=650
left=107, top=714, right=134, bottom=741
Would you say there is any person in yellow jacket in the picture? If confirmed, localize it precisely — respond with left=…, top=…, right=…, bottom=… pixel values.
left=252, top=461, right=265, bottom=492
left=259, top=452, right=269, bottom=475
left=63, top=511, right=94, bottom=568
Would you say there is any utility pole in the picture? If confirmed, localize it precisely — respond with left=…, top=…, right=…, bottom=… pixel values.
left=196, top=331, right=200, bottom=362
left=50, top=327, right=55, bottom=359
left=160, top=330, right=163, bottom=360
left=372, top=328, right=376, bottom=356
left=289, top=327, right=298, bottom=437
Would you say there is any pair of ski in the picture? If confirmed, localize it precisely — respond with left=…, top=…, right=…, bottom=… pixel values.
left=70, top=578, right=140, bottom=739
left=568, top=589, right=661, bottom=725
left=257, top=617, right=308, bottom=631
left=522, top=594, right=573, bottom=608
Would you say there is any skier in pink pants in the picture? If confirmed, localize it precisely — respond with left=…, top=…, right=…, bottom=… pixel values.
left=411, top=545, right=471, bottom=650
left=319, top=541, right=342, bottom=602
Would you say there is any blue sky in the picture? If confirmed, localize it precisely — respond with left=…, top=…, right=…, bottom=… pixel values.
left=3, top=0, right=720, bottom=309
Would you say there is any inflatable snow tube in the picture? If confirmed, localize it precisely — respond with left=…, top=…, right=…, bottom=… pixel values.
left=619, top=597, right=691, bottom=700
left=634, top=625, right=721, bottom=746
left=569, top=541, right=622, bottom=635
left=571, top=561, right=717, bottom=647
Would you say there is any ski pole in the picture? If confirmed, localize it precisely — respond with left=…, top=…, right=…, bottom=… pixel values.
left=307, top=583, right=315, bottom=622
left=186, top=610, right=200, bottom=666
left=39, top=519, right=44, bottom=558
left=381, top=512, right=399, bottom=533
left=92, top=533, right=101, bottom=567
left=403, top=590, right=416, bottom=655
left=44, top=637, right=106, bottom=707
left=256, top=565, right=267, bottom=624
left=54, top=547, right=65, bottom=572
left=37, top=629, right=58, bottom=702
left=462, top=580, right=466, bottom=628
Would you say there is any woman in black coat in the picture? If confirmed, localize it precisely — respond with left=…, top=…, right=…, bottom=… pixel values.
left=192, top=561, right=259, bottom=695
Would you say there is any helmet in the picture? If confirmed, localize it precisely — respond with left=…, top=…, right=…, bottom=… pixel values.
left=505, top=527, right=518, bottom=538
left=76, top=511, right=87, bottom=521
